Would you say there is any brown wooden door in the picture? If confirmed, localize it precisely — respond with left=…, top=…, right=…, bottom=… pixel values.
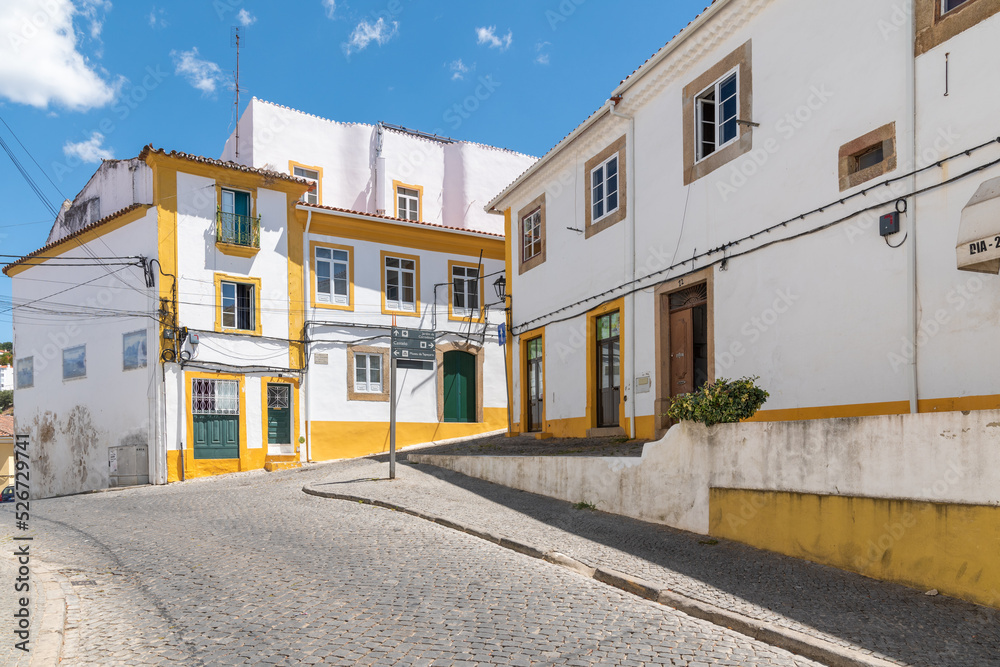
left=669, top=309, right=695, bottom=398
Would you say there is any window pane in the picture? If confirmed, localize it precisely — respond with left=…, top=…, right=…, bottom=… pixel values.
left=370, top=356, right=381, bottom=383
left=607, top=191, right=618, bottom=213
left=316, top=247, right=331, bottom=260
left=403, top=286, right=414, bottom=305
left=334, top=278, right=348, bottom=298
left=720, top=74, right=737, bottom=103
left=606, top=157, right=617, bottom=178
left=333, top=250, right=348, bottom=262
left=387, top=257, right=400, bottom=268
left=222, top=189, right=235, bottom=214
left=468, top=278, right=479, bottom=309
left=402, top=259, right=415, bottom=271
left=721, top=118, right=738, bottom=145
left=402, top=272, right=414, bottom=289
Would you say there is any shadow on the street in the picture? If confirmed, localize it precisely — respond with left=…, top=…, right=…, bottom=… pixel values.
left=367, top=457, right=999, bottom=667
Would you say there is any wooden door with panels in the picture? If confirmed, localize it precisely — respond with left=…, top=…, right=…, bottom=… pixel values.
left=667, top=285, right=710, bottom=401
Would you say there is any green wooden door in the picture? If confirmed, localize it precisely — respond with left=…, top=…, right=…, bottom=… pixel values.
left=443, top=351, right=476, bottom=423
left=192, top=414, right=239, bottom=459
left=267, top=384, right=291, bottom=445
left=192, top=378, right=240, bottom=460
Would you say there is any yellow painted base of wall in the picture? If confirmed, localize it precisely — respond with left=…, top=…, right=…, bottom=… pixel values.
left=264, top=461, right=302, bottom=472
left=310, top=408, right=508, bottom=461
left=710, top=488, right=1000, bottom=610
left=166, top=448, right=267, bottom=483
left=519, top=414, right=658, bottom=441
left=748, top=394, right=1000, bottom=422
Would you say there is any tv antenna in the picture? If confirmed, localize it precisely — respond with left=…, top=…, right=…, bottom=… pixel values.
left=230, top=26, right=246, bottom=159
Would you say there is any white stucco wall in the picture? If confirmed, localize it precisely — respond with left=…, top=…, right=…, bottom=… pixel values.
left=413, top=409, right=1000, bottom=535
left=502, top=0, right=1000, bottom=429
left=46, top=159, right=153, bottom=244
left=12, top=209, right=159, bottom=498
left=0, top=366, right=12, bottom=392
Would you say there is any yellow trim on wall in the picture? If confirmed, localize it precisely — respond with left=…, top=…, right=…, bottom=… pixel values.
left=447, top=259, right=487, bottom=323
left=503, top=207, right=515, bottom=436
left=710, top=488, right=1000, bottom=610
left=172, top=370, right=260, bottom=482
left=310, top=408, right=508, bottom=461
left=303, top=210, right=503, bottom=260
left=309, top=241, right=355, bottom=312
left=286, top=194, right=306, bottom=370
left=393, top=179, right=424, bottom=221
left=260, top=377, right=301, bottom=456
left=4, top=205, right=152, bottom=278
left=380, top=249, right=421, bottom=317
left=519, top=327, right=545, bottom=434
left=152, top=162, right=179, bottom=360
left=289, top=160, right=323, bottom=205
left=586, top=298, right=626, bottom=430
left=216, top=243, right=260, bottom=258
left=213, top=273, right=263, bottom=336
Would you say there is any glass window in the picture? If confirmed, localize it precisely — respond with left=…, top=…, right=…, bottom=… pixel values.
left=293, top=166, right=320, bottom=205
left=696, top=71, right=739, bottom=161
left=452, top=265, right=480, bottom=317
left=16, top=357, right=33, bottom=389
left=522, top=209, right=542, bottom=261
left=943, top=0, right=971, bottom=12
left=316, top=246, right=350, bottom=305
left=192, top=379, right=239, bottom=414
left=385, top=256, right=417, bottom=312
left=591, top=155, right=620, bottom=222
left=397, top=187, right=420, bottom=221
left=221, top=281, right=255, bottom=331
left=355, top=353, right=383, bottom=393
left=123, top=331, right=147, bottom=370
left=62, top=345, right=86, bottom=380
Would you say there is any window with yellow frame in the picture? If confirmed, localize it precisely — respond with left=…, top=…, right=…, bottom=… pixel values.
left=311, top=241, right=354, bottom=311
left=214, top=273, right=263, bottom=336
left=393, top=180, right=423, bottom=221
left=448, top=260, right=485, bottom=322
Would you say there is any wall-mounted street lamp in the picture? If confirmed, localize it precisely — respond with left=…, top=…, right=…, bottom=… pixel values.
left=493, top=275, right=508, bottom=301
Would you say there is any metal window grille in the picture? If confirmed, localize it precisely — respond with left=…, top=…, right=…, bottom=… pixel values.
left=267, top=384, right=289, bottom=409
left=192, top=379, right=239, bottom=415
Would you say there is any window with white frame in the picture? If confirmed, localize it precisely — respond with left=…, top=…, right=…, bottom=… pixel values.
left=696, top=70, right=739, bottom=161
left=452, top=265, right=480, bottom=317
left=397, top=186, right=420, bottom=221
left=294, top=166, right=320, bottom=205
left=943, top=0, right=971, bottom=12
left=522, top=208, right=542, bottom=262
left=315, top=246, right=350, bottom=305
left=591, top=155, right=620, bottom=222
left=385, top=256, right=417, bottom=312
left=221, top=280, right=255, bottom=331
left=354, top=353, right=383, bottom=393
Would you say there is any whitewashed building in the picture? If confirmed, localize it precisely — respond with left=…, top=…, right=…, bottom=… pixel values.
left=0, top=365, right=12, bottom=392
left=5, top=103, right=534, bottom=497
left=489, top=0, right=1000, bottom=441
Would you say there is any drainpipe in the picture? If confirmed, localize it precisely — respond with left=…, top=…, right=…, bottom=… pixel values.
left=907, top=8, right=919, bottom=414
left=303, top=210, right=313, bottom=461
left=375, top=123, right=387, bottom=215
left=610, top=97, right=637, bottom=439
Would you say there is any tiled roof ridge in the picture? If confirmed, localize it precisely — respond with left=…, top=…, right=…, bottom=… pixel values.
left=139, top=146, right=311, bottom=184
left=2, top=204, right=149, bottom=275
left=301, top=202, right=504, bottom=239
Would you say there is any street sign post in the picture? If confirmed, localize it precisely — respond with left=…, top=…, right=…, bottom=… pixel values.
left=389, top=327, right=437, bottom=479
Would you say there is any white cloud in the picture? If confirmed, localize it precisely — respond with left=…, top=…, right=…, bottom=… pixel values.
left=237, top=8, right=256, bottom=26
left=449, top=59, right=471, bottom=81
left=171, top=48, right=226, bottom=96
left=535, top=41, right=551, bottom=65
left=148, top=6, right=167, bottom=28
left=63, top=132, right=112, bottom=163
left=0, top=0, right=120, bottom=110
left=322, top=0, right=336, bottom=19
left=476, top=26, right=512, bottom=52
left=343, top=17, right=398, bottom=56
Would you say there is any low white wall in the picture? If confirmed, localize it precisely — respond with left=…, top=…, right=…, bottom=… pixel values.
left=411, top=409, right=1000, bottom=534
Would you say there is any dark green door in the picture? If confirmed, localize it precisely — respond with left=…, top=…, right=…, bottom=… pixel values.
left=192, top=378, right=240, bottom=459
left=267, top=383, right=291, bottom=445
left=443, top=351, right=476, bottom=423
left=192, top=414, right=239, bottom=459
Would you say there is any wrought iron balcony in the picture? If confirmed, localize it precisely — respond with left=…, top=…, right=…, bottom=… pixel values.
left=216, top=210, right=260, bottom=248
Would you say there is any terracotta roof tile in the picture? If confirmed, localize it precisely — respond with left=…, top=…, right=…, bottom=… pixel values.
left=0, top=415, right=13, bottom=437
left=139, top=145, right=312, bottom=185
left=300, top=202, right=504, bottom=239
left=2, top=204, right=150, bottom=275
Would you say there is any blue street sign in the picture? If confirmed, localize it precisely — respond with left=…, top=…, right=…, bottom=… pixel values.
left=498, top=323, right=506, bottom=346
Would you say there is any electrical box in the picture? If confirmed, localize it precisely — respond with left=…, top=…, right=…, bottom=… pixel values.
left=880, top=211, right=900, bottom=236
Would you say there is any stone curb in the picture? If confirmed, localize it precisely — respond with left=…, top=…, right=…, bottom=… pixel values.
left=303, top=483, right=901, bottom=667
left=28, top=561, right=74, bottom=667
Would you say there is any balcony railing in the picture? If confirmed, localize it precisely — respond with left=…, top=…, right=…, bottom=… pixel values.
left=216, top=210, right=260, bottom=248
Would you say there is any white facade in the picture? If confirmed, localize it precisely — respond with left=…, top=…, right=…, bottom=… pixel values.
left=0, top=366, right=12, bottom=392
left=221, top=98, right=536, bottom=236
left=490, top=0, right=1000, bottom=440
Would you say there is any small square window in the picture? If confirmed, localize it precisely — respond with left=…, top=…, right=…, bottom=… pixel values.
left=294, top=166, right=321, bottom=205
left=696, top=71, right=739, bottom=162
left=397, top=186, right=420, bottom=221
left=853, top=145, right=886, bottom=173
left=838, top=123, right=897, bottom=192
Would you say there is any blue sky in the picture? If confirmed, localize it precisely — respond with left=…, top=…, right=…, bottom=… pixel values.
left=0, top=0, right=710, bottom=342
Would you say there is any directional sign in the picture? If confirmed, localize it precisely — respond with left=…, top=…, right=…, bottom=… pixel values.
left=392, top=347, right=436, bottom=361
left=392, top=327, right=435, bottom=342
left=392, top=337, right=435, bottom=351
left=498, top=323, right=506, bottom=347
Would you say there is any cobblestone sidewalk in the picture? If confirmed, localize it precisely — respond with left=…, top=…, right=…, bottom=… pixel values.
left=305, top=457, right=1000, bottom=667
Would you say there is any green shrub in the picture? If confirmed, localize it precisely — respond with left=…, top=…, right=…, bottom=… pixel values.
left=666, top=376, right=769, bottom=427
left=0, top=390, right=11, bottom=413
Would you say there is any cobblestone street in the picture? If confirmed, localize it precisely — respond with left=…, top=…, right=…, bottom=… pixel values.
left=4, top=463, right=825, bottom=666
